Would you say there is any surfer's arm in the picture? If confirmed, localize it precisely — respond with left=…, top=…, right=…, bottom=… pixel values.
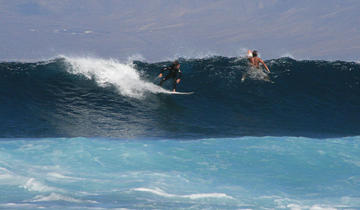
left=260, top=59, right=270, bottom=72
left=176, top=70, right=182, bottom=83
left=158, top=67, right=169, bottom=77
left=160, top=67, right=168, bottom=73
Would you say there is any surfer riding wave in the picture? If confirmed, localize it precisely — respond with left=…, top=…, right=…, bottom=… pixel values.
left=158, top=60, right=182, bottom=92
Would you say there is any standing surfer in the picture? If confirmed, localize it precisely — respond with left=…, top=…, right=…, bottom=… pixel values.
left=158, top=60, right=182, bottom=92
left=242, top=50, right=271, bottom=82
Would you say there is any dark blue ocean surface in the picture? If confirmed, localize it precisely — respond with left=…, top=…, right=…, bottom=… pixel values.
left=1, top=56, right=359, bottom=138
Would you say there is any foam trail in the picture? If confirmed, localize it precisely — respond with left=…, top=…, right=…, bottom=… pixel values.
left=29, top=193, right=98, bottom=204
left=63, top=56, right=168, bottom=98
left=133, top=188, right=233, bottom=200
left=287, top=204, right=337, bottom=210
left=22, top=178, right=60, bottom=192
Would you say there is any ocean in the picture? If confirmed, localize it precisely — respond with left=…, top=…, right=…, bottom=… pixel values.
left=0, top=56, right=359, bottom=209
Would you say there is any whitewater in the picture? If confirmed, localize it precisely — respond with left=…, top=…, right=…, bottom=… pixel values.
left=1, top=56, right=360, bottom=209
left=64, top=56, right=171, bottom=98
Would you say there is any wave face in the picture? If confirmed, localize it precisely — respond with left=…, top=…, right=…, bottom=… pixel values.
left=1, top=56, right=360, bottom=138
left=0, top=136, right=359, bottom=209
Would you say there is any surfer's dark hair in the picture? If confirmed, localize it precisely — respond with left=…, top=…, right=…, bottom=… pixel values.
left=173, top=60, right=180, bottom=65
left=252, top=50, right=258, bottom=57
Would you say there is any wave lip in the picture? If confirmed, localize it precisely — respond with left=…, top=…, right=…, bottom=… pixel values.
left=64, top=56, right=168, bottom=98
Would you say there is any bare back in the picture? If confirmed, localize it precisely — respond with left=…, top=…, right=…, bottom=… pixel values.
left=248, top=57, right=262, bottom=68
left=248, top=57, right=270, bottom=72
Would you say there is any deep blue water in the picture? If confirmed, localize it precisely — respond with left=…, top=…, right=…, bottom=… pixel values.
left=1, top=56, right=360, bottom=138
left=1, top=56, right=360, bottom=209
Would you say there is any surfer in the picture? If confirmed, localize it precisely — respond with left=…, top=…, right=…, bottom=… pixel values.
left=242, top=50, right=271, bottom=82
left=158, top=60, right=182, bottom=92
left=247, top=50, right=270, bottom=72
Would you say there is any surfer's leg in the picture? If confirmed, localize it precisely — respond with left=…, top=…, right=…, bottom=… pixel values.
left=172, top=79, right=177, bottom=92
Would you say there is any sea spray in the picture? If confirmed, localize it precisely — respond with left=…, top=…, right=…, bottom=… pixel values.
left=64, top=56, right=168, bottom=98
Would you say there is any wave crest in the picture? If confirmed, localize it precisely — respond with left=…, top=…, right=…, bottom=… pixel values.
left=64, top=56, right=168, bottom=98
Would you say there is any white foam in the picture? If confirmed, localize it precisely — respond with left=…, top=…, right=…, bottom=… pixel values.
left=133, top=188, right=233, bottom=200
left=47, top=172, right=69, bottom=179
left=126, top=54, right=146, bottom=63
left=22, top=178, right=59, bottom=192
left=46, top=172, right=85, bottom=182
left=280, top=53, right=296, bottom=59
left=288, top=204, right=337, bottom=210
left=0, top=203, right=44, bottom=209
left=244, top=66, right=271, bottom=82
left=237, top=48, right=249, bottom=58
left=0, top=167, right=15, bottom=179
left=63, top=56, right=169, bottom=98
left=30, top=192, right=98, bottom=204
left=275, top=198, right=340, bottom=210
left=0, top=167, right=39, bottom=188
left=166, top=51, right=219, bottom=61
left=0, top=167, right=63, bottom=193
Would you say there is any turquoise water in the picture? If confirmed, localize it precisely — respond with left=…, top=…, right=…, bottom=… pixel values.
left=1, top=137, right=359, bottom=209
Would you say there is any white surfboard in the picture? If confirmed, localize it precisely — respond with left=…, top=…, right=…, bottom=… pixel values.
left=247, top=49, right=253, bottom=57
left=170, top=91, right=194, bottom=95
